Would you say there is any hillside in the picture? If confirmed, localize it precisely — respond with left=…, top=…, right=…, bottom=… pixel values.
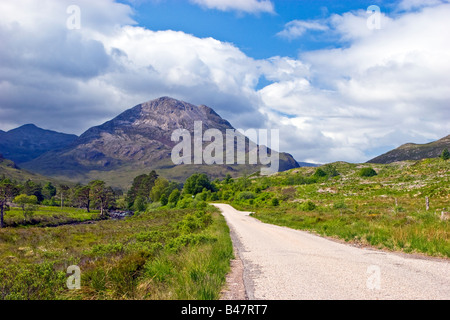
left=0, top=154, right=65, bottom=185
left=367, top=135, right=450, bottom=164
left=21, top=97, right=299, bottom=188
left=224, top=157, right=450, bottom=257
left=0, top=124, right=77, bottom=163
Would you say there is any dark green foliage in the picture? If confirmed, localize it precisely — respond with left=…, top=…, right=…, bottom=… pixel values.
left=314, top=168, right=327, bottom=178
left=183, top=173, right=215, bottom=195
left=42, top=182, right=56, bottom=200
left=22, top=180, right=43, bottom=203
left=133, top=196, right=147, bottom=212
left=271, top=198, right=279, bottom=207
left=359, top=167, right=377, bottom=177
left=441, top=148, right=450, bottom=160
left=160, top=193, right=168, bottom=206
left=237, top=191, right=256, bottom=201
left=168, top=189, right=181, bottom=204
left=300, top=200, right=316, bottom=211
left=126, top=171, right=158, bottom=208
left=322, top=164, right=340, bottom=177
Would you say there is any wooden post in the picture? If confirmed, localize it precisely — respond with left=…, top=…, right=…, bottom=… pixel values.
left=425, top=197, right=429, bottom=211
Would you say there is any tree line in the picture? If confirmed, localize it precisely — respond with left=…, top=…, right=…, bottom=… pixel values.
left=0, top=171, right=219, bottom=228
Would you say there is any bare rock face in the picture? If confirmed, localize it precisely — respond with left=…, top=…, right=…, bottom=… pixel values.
left=22, top=97, right=299, bottom=183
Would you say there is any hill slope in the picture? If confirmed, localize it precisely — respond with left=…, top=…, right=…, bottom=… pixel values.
left=0, top=154, right=66, bottom=185
left=22, top=97, right=299, bottom=187
left=367, top=135, right=450, bottom=164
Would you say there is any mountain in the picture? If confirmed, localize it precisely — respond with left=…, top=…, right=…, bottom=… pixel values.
left=0, top=124, right=78, bottom=164
left=22, top=97, right=299, bottom=187
left=367, top=135, right=450, bottom=164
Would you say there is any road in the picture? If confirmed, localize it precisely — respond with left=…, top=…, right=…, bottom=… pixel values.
left=213, top=203, right=450, bottom=300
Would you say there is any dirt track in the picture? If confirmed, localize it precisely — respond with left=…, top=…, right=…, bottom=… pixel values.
left=214, top=203, right=450, bottom=300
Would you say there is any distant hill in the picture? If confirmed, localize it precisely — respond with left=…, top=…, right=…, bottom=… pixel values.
left=0, top=154, right=66, bottom=185
left=21, top=97, right=300, bottom=188
left=297, top=162, right=320, bottom=167
left=0, top=124, right=77, bottom=163
left=367, top=135, right=450, bottom=164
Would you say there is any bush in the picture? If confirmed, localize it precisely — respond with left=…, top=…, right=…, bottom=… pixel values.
left=168, top=189, right=180, bottom=204
left=333, top=200, right=347, bottom=209
left=237, top=191, right=256, bottom=201
left=271, top=198, right=279, bottom=207
left=300, top=200, right=316, bottom=211
left=441, top=148, right=450, bottom=160
left=359, top=167, right=377, bottom=177
left=313, top=168, right=327, bottom=178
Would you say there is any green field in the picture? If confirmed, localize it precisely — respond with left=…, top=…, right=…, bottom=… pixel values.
left=0, top=157, right=448, bottom=300
left=224, top=158, right=449, bottom=258
left=0, top=205, right=233, bottom=300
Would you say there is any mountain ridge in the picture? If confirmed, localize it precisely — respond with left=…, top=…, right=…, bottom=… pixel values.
left=19, top=97, right=300, bottom=187
left=367, top=135, right=450, bottom=164
left=0, top=124, right=78, bottom=164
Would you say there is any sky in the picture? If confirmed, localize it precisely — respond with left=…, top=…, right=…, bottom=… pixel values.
left=0, top=0, right=449, bottom=164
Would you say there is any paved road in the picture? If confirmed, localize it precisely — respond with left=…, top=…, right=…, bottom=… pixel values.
left=213, top=204, right=450, bottom=300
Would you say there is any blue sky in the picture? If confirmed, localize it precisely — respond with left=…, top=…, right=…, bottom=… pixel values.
left=0, top=0, right=449, bottom=164
left=123, top=0, right=396, bottom=59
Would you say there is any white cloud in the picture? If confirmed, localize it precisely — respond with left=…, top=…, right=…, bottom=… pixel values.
left=262, top=3, right=450, bottom=163
left=397, top=0, right=447, bottom=11
left=277, top=20, right=329, bottom=39
left=0, top=0, right=449, bottom=165
left=190, top=0, right=274, bottom=14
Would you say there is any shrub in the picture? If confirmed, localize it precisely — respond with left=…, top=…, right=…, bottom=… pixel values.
left=133, top=196, right=147, bottom=212
left=160, top=194, right=168, bottom=206
left=237, top=191, right=256, bottom=201
left=359, top=167, right=377, bottom=177
left=271, top=198, right=279, bottom=207
left=300, top=200, right=316, bottom=211
left=313, top=168, right=327, bottom=178
left=441, top=148, right=450, bottom=160
left=168, top=189, right=180, bottom=204
left=333, top=200, right=347, bottom=210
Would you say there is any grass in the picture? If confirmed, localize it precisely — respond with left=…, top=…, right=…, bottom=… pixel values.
left=0, top=205, right=233, bottom=300
left=226, top=158, right=449, bottom=258
left=2, top=206, right=102, bottom=228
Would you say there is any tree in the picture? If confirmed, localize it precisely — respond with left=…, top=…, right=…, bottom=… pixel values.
left=42, top=182, right=57, bottom=200
left=89, top=180, right=115, bottom=217
left=13, top=194, right=38, bottom=221
left=441, top=148, right=450, bottom=160
left=150, top=177, right=169, bottom=202
left=126, top=171, right=158, bottom=208
left=133, top=196, right=147, bottom=212
left=183, top=173, right=214, bottom=195
left=23, top=180, right=43, bottom=203
left=160, top=193, right=168, bottom=206
left=58, top=184, right=70, bottom=209
left=0, top=179, right=18, bottom=228
left=168, top=189, right=181, bottom=205
left=74, top=185, right=91, bottom=212
left=224, top=173, right=233, bottom=184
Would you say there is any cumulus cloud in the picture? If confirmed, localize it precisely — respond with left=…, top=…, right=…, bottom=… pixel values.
left=190, top=0, right=275, bottom=14
left=261, top=3, right=450, bottom=162
left=0, top=0, right=449, bottom=164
